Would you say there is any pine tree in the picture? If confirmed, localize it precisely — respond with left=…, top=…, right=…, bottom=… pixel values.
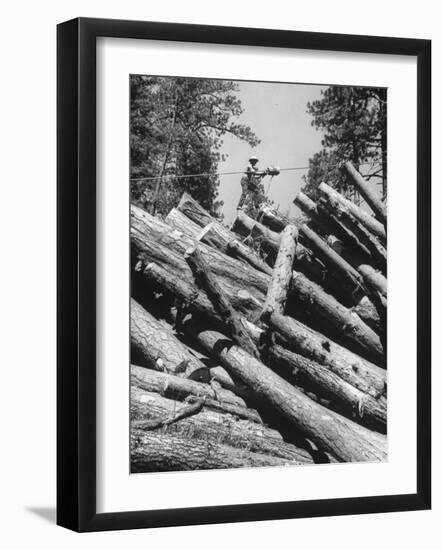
left=303, top=86, right=387, bottom=201
left=130, top=76, right=260, bottom=217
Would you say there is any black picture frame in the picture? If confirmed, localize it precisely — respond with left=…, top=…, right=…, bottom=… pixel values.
left=57, top=17, right=431, bottom=532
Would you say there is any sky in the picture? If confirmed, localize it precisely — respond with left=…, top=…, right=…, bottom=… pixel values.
left=216, top=81, right=326, bottom=225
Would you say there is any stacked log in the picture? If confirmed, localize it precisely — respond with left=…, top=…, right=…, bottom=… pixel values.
left=130, top=174, right=388, bottom=472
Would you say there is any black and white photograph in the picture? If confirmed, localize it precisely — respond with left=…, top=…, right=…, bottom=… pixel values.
left=129, top=75, right=388, bottom=473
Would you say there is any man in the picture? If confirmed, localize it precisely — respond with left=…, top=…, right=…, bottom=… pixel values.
left=237, top=156, right=268, bottom=212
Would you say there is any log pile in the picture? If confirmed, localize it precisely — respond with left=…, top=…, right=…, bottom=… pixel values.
left=130, top=164, right=387, bottom=472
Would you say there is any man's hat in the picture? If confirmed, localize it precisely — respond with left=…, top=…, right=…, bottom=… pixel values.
left=249, top=156, right=259, bottom=162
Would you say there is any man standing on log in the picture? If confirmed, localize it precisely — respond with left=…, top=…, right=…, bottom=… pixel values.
left=237, top=156, right=269, bottom=216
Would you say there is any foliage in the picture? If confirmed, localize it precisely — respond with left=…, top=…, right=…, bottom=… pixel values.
left=130, top=76, right=260, bottom=217
left=303, top=86, right=387, bottom=201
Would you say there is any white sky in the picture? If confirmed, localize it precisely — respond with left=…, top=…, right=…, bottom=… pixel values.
left=217, top=81, right=326, bottom=224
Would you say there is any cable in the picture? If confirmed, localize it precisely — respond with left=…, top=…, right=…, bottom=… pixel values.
left=130, top=157, right=386, bottom=183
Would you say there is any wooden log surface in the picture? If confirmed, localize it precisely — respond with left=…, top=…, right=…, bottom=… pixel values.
left=266, top=312, right=387, bottom=397
left=261, top=224, right=298, bottom=318
left=183, top=318, right=387, bottom=463
left=131, top=204, right=269, bottom=308
left=131, top=430, right=304, bottom=472
left=318, top=194, right=387, bottom=272
left=299, top=223, right=367, bottom=297
left=344, top=161, right=387, bottom=225
left=165, top=207, right=202, bottom=240
left=131, top=298, right=208, bottom=378
left=131, top=365, right=263, bottom=423
left=289, top=270, right=385, bottom=365
left=131, top=386, right=313, bottom=463
left=140, top=261, right=386, bottom=397
left=319, top=182, right=386, bottom=242
left=267, top=345, right=386, bottom=431
left=185, top=244, right=260, bottom=358
left=177, top=192, right=215, bottom=227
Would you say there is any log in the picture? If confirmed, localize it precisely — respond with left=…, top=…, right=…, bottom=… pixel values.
left=131, top=387, right=313, bottom=463
left=197, top=222, right=273, bottom=275
left=131, top=298, right=208, bottom=378
left=141, top=260, right=386, bottom=390
left=131, top=430, right=300, bottom=472
left=319, top=182, right=386, bottom=242
left=344, top=161, right=387, bottom=225
left=257, top=204, right=293, bottom=232
left=266, top=311, right=387, bottom=396
left=165, top=207, right=202, bottom=239
left=131, top=204, right=269, bottom=308
left=184, top=244, right=260, bottom=358
left=183, top=318, right=387, bottom=463
left=358, top=264, right=387, bottom=297
left=177, top=192, right=215, bottom=227
left=226, top=240, right=273, bottom=276
left=231, top=211, right=336, bottom=291
left=354, top=296, right=383, bottom=335
left=299, top=223, right=367, bottom=297
left=294, top=191, right=334, bottom=236
left=267, top=345, right=386, bottom=431
left=289, top=271, right=384, bottom=365
left=261, top=224, right=297, bottom=318
left=318, top=195, right=387, bottom=272
left=131, top=365, right=262, bottom=423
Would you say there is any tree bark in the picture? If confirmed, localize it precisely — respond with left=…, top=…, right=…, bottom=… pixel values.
left=289, top=270, right=385, bottom=366
left=354, top=296, right=384, bottom=335
left=185, top=244, right=260, bottom=358
left=182, top=318, right=387, bottom=463
left=261, top=224, right=298, bottom=318
left=299, top=223, right=367, bottom=298
left=267, top=345, right=386, bottom=431
left=131, top=204, right=269, bottom=308
left=193, top=220, right=272, bottom=277
left=131, top=386, right=313, bottom=463
left=318, top=194, right=387, bottom=272
left=231, top=211, right=336, bottom=291
left=131, top=430, right=302, bottom=472
left=177, top=192, right=215, bottom=227
left=131, top=365, right=263, bottom=423
left=165, top=207, right=202, bottom=239
left=358, top=264, right=387, bottom=297
left=319, top=182, right=386, bottom=242
left=226, top=240, right=273, bottom=276
left=131, top=298, right=209, bottom=378
left=344, top=161, right=387, bottom=225
left=257, top=204, right=292, bottom=232
left=266, top=312, right=387, bottom=397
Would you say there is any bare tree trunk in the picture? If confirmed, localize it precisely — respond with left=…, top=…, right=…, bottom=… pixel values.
left=266, top=312, right=387, bottom=397
left=319, top=182, right=386, bottom=242
left=131, top=365, right=262, bottom=423
left=151, top=90, right=178, bottom=214
left=131, top=430, right=300, bottom=472
left=318, top=194, right=387, bottom=272
left=165, top=207, right=202, bottom=239
left=131, top=204, right=269, bottom=308
left=344, top=161, right=387, bottom=225
left=299, top=224, right=367, bottom=298
left=289, top=270, right=385, bottom=366
left=184, top=245, right=260, bottom=358
left=261, top=224, right=297, bottom=318
left=131, top=387, right=313, bottom=463
left=182, top=319, right=387, bottom=463
left=131, top=298, right=208, bottom=378
left=358, top=265, right=387, bottom=297
left=267, top=345, right=386, bottom=431
left=177, top=191, right=215, bottom=227
left=227, top=240, right=273, bottom=276
left=139, top=262, right=386, bottom=401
